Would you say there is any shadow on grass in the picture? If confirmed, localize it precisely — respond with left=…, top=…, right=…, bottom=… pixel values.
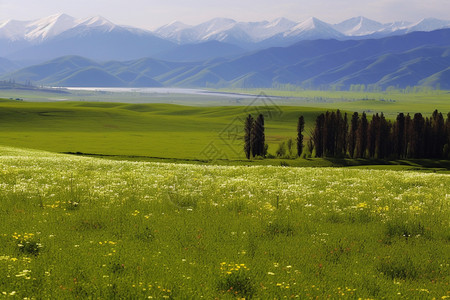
left=62, top=152, right=450, bottom=172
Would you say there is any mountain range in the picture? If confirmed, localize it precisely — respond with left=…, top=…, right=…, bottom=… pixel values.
left=1, top=14, right=450, bottom=63
left=3, top=29, right=449, bottom=90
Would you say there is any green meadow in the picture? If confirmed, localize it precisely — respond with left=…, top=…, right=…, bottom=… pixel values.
left=0, top=146, right=449, bottom=299
left=0, top=98, right=324, bottom=160
left=0, top=90, right=449, bottom=298
left=1, top=90, right=449, bottom=164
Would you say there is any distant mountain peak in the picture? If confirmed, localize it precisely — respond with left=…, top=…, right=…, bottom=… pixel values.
left=167, top=20, right=190, bottom=28
left=286, top=17, right=344, bottom=39
left=407, top=17, right=450, bottom=32
left=334, top=16, right=384, bottom=36
left=76, top=15, right=116, bottom=30
left=267, top=17, right=296, bottom=29
left=25, top=13, right=77, bottom=41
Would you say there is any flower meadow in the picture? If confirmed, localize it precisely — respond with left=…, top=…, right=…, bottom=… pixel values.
left=0, top=146, right=449, bottom=299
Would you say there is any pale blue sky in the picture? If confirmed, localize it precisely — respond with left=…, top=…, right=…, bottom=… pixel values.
left=1, top=0, right=449, bottom=28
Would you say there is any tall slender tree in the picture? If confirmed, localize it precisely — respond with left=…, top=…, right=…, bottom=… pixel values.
left=368, top=113, right=379, bottom=158
left=252, top=114, right=265, bottom=157
left=312, top=113, right=325, bottom=157
left=348, top=112, right=359, bottom=158
left=411, top=113, right=425, bottom=158
left=297, top=116, right=305, bottom=157
left=405, top=113, right=412, bottom=158
left=355, top=112, right=368, bottom=158
left=244, top=114, right=254, bottom=159
left=431, top=110, right=445, bottom=158
left=393, top=113, right=405, bottom=158
left=377, top=113, right=390, bottom=159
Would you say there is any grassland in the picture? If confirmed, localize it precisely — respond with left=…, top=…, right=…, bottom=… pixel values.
left=1, top=95, right=449, bottom=167
left=0, top=146, right=449, bottom=298
left=0, top=99, right=325, bottom=160
left=0, top=89, right=449, bottom=298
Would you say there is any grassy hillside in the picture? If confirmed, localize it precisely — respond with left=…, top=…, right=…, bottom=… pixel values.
left=0, top=146, right=448, bottom=298
left=0, top=100, right=324, bottom=159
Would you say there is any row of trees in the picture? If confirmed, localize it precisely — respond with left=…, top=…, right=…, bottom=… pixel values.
left=311, top=110, right=450, bottom=159
left=244, top=110, right=450, bottom=160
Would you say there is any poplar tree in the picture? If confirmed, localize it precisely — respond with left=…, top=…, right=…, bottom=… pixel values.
left=394, top=113, right=405, bottom=158
left=348, top=112, right=359, bottom=158
left=431, top=110, right=445, bottom=158
left=405, top=113, right=412, bottom=158
left=377, top=113, right=390, bottom=159
left=297, top=116, right=305, bottom=157
left=244, top=114, right=254, bottom=159
left=312, top=113, right=325, bottom=157
left=368, top=113, right=379, bottom=158
left=411, top=113, right=425, bottom=158
left=355, top=112, right=368, bottom=158
left=252, top=114, right=265, bottom=157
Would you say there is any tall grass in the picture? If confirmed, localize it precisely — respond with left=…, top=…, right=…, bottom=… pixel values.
left=0, top=146, right=449, bottom=298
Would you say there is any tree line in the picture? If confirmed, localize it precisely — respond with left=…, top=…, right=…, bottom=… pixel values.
left=311, top=110, right=450, bottom=159
left=244, top=110, right=450, bottom=160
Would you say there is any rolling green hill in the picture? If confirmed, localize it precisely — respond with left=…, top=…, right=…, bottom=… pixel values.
left=0, top=100, right=324, bottom=160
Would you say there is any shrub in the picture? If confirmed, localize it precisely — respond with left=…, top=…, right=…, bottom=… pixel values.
left=218, top=263, right=255, bottom=299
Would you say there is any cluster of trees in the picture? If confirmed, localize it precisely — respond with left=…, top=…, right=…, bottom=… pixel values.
left=244, top=114, right=267, bottom=159
left=245, top=110, right=450, bottom=160
left=311, top=110, right=450, bottom=159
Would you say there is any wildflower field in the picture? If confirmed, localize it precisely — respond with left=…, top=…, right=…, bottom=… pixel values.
left=0, top=146, right=449, bottom=299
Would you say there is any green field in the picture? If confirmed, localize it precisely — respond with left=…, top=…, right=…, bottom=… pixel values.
left=1, top=91, right=449, bottom=165
left=0, top=90, right=449, bottom=298
left=0, top=98, right=326, bottom=160
left=0, top=146, right=449, bottom=299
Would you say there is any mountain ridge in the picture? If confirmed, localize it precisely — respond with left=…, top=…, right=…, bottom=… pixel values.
left=1, top=14, right=449, bottom=62
left=3, top=28, right=449, bottom=90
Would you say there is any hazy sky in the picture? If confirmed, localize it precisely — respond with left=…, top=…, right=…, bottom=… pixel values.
left=1, top=0, right=449, bottom=29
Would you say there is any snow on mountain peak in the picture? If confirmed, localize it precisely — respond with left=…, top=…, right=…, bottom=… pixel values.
left=76, top=15, right=116, bottom=30
left=286, top=17, right=343, bottom=39
left=407, top=17, right=450, bottom=32
left=25, top=13, right=77, bottom=40
left=197, top=18, right=237, bottom=33
left=1, top=14, right=450, bottom=48
left=268, top=17, right=296, bottom=29
left=155, top=21, right=192, bottom=37
left=334, top=16, right=384, bottom=36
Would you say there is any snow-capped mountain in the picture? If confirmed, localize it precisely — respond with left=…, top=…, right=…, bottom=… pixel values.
left=154, top=21, right=192, bottom=40
left=155, top=15, right=450, bottom=46
left=155, top=18, right=238, bottom=43
left=231, top=18, right=297, bottom=42
left=156, top=17, right=298, bottom=44
left=406, top=17, right=450, bottom=33
left=285, top=17, right=344, bottom=39
left=1, top=14, right=450, bottom=62
left=359, top=17, right=450, bottom=38
left=75, top=15, right=117, bottom=32
left=0, top=13, right=150, bottom=44
left=25, top=13, right=77, bottom=41
left=334, top=16, right=385, bottom=36
left=0, top=14, right=175, bottom=61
